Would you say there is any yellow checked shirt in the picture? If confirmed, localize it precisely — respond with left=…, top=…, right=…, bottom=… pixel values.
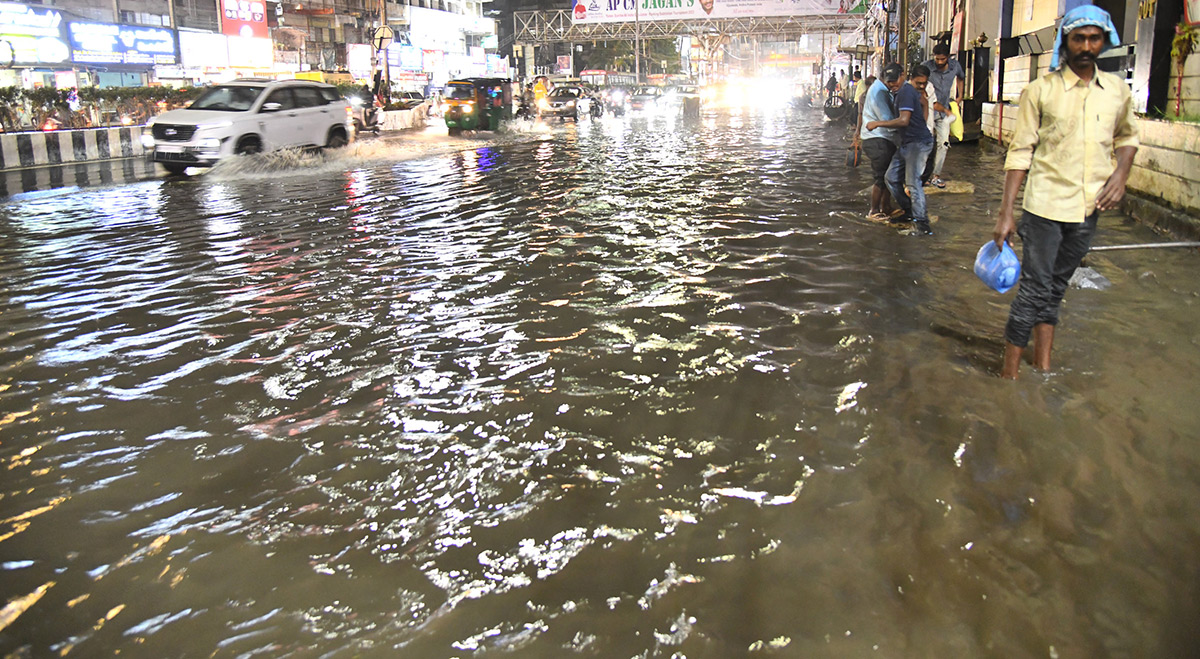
left=1004, top=65, right=1139, bottom=223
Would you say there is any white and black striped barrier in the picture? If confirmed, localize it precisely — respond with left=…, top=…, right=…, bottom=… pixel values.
left=0, top=126, right=145, bottom=171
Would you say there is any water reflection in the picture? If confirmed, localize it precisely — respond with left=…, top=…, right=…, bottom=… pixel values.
left=1, top=108, right=1199, bottom=657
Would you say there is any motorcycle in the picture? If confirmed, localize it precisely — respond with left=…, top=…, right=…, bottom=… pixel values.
left=605, top=89, right=627, bottom=117
left=349, top=95, right=380, bottom=135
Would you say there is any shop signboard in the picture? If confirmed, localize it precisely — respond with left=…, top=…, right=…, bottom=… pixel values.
left=0, top=2, right=70, bottom=65
left=67, top=21, right=177, bottom=65
left=221, top=0, right=268, bottom=39
left=570, top=0, right=844, bottom=23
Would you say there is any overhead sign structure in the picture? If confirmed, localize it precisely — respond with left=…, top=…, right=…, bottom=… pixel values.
left=67, top=22, right=178, bottom=66
left=373, top=25, right=394, bottom=51
left=570, top=0, right=849, bottom=23
left=221, top=0, right=268, bottom=39
left=0, top=2, right=70, bottom=65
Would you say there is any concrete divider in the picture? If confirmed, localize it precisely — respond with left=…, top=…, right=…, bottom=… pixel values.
left=380, top=105, right=428, bottom=132
left=2, top=107, right=429, bottom=171
left=1, top=127, right=144, bottom=171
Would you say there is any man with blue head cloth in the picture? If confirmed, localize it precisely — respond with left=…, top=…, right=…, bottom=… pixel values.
left=991, top=4, right=1138, bottom=379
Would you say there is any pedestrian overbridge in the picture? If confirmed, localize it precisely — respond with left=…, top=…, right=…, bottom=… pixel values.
left=511, top=10, right=862, bottom=45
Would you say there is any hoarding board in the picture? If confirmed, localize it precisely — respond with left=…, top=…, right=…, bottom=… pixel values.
left=179, top=30, right=229, bottom=69
left=570, top=0, right=844, bottom=23
left=0, top=2, right=70, bottom=65
left=67, top=22, right=177, bottom=65
left=226, top=35, right=271, bottom=69
left=221, top=0, right=269, bottom=39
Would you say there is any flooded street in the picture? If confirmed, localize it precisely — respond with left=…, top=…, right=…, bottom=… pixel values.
left=2, top=107, right=1200, bottom=657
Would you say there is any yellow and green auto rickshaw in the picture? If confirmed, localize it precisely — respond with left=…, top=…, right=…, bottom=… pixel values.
left=442, top=78, right=514, bottom=134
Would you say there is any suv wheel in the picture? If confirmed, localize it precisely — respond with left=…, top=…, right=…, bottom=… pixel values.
left=325, top=128, right=347, bottom=149
left=162, top=162, right=188, bottom=175
left=236, top=137, right=262, bottom=155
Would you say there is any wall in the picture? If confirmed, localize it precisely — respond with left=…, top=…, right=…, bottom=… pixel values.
left=982, top=103, right=1200, bottom=221
left=1011, top=0, right=1058, bottom=36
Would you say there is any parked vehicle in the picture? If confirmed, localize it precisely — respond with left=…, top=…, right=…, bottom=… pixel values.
left=443, top=78, right=514, bottom=133
left=394, top=91, right=425, bottom=110
left=142, top=79, right=351, bottom=174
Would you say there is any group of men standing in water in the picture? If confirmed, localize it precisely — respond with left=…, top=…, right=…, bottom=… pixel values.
left=854, top=44, right=963, bottom=237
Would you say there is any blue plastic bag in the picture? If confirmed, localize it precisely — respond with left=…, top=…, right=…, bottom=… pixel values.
left=974, top=241, right=1021, bottom=293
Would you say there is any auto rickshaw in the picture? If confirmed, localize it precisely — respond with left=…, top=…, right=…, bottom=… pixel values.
left=443, top=78, right=514, bottom=134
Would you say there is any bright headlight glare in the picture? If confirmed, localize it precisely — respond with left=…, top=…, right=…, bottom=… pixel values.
left=441, top=103, right=450, bottom=113
left=140, top=133, right=155, bottom=148
left=199, top=137, right=221, bottom=149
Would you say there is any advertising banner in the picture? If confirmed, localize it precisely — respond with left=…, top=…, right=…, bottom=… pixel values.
left=68, top=22, right=177, bottom=65
left=179, top=30, right=229, bottom=69
left=347, top=43, right=372, bottom=79
left=221, top=0, right=269, bottom=39
left=0, top=3, right=70, bottom=65
left=387, top=44, right=424, bottom=71
left=226, top=35, right=272, bottom=69
left=570, top=0, right=845, bottom=23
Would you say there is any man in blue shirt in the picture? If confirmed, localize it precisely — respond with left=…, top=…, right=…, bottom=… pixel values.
left=854, top=63, right=904, bottom=221
left=867, top=64, right=935, bottom=235
left=922, top=44, right=965, bottom=188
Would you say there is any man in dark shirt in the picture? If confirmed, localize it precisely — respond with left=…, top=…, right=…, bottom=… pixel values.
left=866, top=64, right=935, bottom=235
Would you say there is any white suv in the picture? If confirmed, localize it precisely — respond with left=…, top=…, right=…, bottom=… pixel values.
left=144, top=79, right=352, bottom=174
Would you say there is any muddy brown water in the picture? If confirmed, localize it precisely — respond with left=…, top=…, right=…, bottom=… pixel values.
left=1, top=108, right=1199, bottom=657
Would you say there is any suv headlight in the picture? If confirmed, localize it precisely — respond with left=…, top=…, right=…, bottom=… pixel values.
left=198, top=137, right=221, bottom=149
left=140, top=130, right=155, bottom=148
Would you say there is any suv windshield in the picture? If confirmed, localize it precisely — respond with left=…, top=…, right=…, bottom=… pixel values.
left=635, top=87, right=658, bottom=96
left=190, top=85, right=265, bottom=111
left=549, top=88, right=580, bottom=98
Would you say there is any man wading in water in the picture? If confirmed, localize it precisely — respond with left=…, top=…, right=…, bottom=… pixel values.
left=992, top=5, right=1138, bottom=379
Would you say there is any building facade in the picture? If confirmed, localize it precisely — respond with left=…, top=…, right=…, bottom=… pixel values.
left=0, top=0, right=499, bottom=90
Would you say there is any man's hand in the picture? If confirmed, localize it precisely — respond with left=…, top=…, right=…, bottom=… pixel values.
left=866, top=121, right=877, bottom=131
left=1094, top=173, right=1128, bottom=212
left=993, top=208, right=1017, bottom=248
left=1096, top=146, right=1137, bottom=212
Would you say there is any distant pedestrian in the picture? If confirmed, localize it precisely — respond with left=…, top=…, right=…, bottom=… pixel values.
left=992, top=5, right=1138, bottom=379
left=847, top=70, right=863, bottom=114
left=867, top=64, right=935, bottom=235
left=825, top=74, right=838, bottom=100
left=855, top=64, right=903, bottom=222
left=922, top=44, right=965, bottom=188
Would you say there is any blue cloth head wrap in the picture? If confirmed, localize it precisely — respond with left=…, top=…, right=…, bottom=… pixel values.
left=1050, top=5, right=1121, bottom=71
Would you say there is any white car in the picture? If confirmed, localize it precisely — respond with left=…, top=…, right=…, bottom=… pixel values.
left=144, top=79, right=352, bottom=174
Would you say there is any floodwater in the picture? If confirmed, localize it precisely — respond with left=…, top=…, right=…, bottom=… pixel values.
left=2, top=107, right=1199, bottom=658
